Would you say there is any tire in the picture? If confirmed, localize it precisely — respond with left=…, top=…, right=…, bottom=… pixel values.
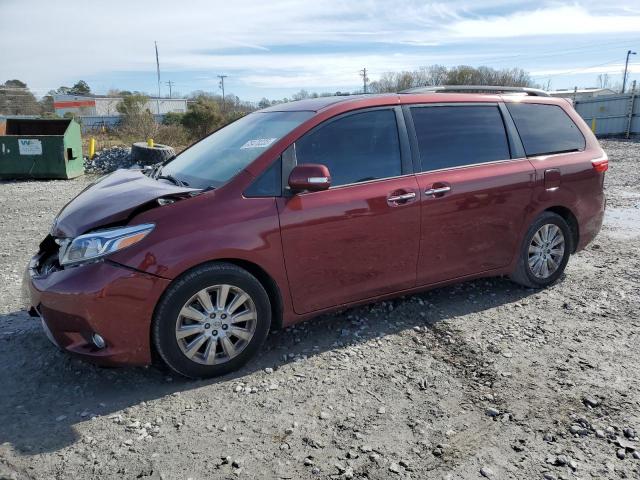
left=130, top=142, right=176, bottom=166
left=509, top=212, right=573, bottom=289
left=152, top=263, right=271, bottom=379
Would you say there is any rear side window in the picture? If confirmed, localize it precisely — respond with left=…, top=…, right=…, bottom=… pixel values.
left=295, top=109, right=402, bottom=187
left=410, top=105, right=510, bottom=171
left=506, top=103, right=585, bottom=156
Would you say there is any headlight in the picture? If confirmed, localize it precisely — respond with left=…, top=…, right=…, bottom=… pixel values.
left=59, top=224, right=155, bottom=266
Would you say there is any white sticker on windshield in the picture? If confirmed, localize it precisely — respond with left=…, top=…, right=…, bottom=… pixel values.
left=240, top=138, right=277, bottom=149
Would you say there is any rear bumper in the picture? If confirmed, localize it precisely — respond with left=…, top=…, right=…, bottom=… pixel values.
left=576, top=193, right=605, bottom=252
left=24, top=258, right=170, bottom=366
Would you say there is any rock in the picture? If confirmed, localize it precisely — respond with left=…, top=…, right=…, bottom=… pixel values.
left=377, top=406, right=386, bottom=415
left=264, top=367, right=274, bottom=374
left=319, top=411, right=331, bottom=420
left=85, top=146, right=134, bottom=174
left=486, top=407, right=500, bottom=417
left=555, top=455, right=568, bottom=466
left=616, top=449, right=626, bottom=460
left=623, top=427, right=636, bottom=439
left=583, top=396, right=600, bottom=408
left=543, top=473, right=557, bottom=480
left=632, top=451, right=640, bottom=460
left=615, top=437, right=636, bottom=452
left=311, top=467, right=320, bottom=474
left=480, top=466, right=494, bottom=478
left=569, top=424, right=587, bottom=436
left=596, top=429, right=605, bottom=438
left=389, top=463, right=401, bottom=474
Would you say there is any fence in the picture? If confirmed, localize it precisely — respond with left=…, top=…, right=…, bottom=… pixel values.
left=574, top=86, right=639, bottom=137
left=79, top=114, right=166, bottom=133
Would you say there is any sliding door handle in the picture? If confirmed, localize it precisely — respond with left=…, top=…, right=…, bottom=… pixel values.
left=425, top=186, right=451, bottom=196
left=387, top=192, right=416, bottom=203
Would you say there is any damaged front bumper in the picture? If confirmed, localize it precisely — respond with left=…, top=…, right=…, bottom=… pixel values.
left=24, top=250, right=170, bottom=366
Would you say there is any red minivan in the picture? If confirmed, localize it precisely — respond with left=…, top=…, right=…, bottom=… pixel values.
left=25, top=86, right=607, bottom=378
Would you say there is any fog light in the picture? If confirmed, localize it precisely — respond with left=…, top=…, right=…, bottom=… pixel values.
left=92, top=333, right=106, bottom=349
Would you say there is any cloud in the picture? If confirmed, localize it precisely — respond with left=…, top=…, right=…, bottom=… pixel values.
left=448, top=4, right=640, bottom=37
left=1, top=0, right=639, bottom=96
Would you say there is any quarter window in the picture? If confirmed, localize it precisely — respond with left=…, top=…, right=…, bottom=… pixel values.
left=295, top=109, right=402, bottom=187
left=506, top=103, right=585, bottom=156
left=410, top=105, right=511, bottom=171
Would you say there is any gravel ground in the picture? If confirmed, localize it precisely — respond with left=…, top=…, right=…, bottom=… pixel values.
left=0, top=139, right=638, bottom=480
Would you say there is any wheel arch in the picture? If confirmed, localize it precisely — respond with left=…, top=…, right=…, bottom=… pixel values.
left=544, top=205, right=579, bottom=252
left=153, top=258, right=284, bottom=331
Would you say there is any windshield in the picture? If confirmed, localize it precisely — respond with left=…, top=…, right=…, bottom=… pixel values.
left=160, top=111, right=314, bottom=189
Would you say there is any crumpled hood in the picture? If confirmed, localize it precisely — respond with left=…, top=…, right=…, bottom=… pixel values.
left=51, top=169, right=198, bottom=238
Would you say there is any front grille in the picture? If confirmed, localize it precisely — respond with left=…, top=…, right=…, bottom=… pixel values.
left=36, top=235, right=62, bottom=276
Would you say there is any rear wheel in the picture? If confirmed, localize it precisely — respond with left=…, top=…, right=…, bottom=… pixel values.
left=153, top=263, right=271, bottom=378
left=510, top=212, right=573, bottom=288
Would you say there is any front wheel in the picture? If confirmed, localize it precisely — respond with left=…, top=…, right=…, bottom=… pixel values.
left=152, top=263, right=271, bottom=378
left=510, top=212, right=573, bottom=289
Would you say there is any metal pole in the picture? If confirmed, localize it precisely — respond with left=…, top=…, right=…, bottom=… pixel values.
left=622, top=50, right=637, bottom=94
left=360, top=68, right=368, bottom=93
left=626, top=80, right=636, bottom=139
left=217, top=75, right=227, bottom=113
left=155, top=41, right=161, bottom=114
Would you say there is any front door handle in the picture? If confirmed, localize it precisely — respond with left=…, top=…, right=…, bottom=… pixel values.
left=387, top=192, right=416, bottom=203
left=425, top=186, right=451, bottom=196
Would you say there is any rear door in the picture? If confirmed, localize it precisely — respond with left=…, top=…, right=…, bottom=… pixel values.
left=406, top=103, right=536, bottom=286
left=276, top=107, right=420, bottom=314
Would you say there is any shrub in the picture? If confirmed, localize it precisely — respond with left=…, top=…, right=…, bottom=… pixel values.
left=155, top=124, right=190, bottom=149
left=181, top=96, right=224, bottom=139
left=163, top=111, right=185, bottom=126
left=116, top=94, right=158, bottom=141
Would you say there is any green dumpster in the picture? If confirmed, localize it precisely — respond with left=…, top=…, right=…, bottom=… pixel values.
left=0, top=118, right=84, bottom=179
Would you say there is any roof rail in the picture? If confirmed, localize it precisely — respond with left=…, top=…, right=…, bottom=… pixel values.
left=400, top=85, right=550, bottom=97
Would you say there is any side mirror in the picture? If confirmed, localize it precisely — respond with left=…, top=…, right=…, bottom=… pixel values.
left=288, top=164, right=331, bottom=192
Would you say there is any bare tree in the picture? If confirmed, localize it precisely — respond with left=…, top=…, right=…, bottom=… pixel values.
left=596, top=73, right=611, bottom=89
left=369, top=65, right=537, bottom=93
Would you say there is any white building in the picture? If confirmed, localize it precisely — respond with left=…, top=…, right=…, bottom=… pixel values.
left=53, top=94, right=188, bottom=117
left=548, top=88, right=617, bottom=101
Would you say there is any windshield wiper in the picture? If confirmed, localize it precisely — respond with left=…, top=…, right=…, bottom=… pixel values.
left=157, top=174, right=188, bottom=187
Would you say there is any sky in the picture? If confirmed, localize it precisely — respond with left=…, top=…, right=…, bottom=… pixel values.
left=1, top=0, right=640, bottom=101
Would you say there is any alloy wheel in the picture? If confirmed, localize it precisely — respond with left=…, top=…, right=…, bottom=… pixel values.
left=175, top=284, right=257, bottom=365
left=527, top=224, right=565, bottom=279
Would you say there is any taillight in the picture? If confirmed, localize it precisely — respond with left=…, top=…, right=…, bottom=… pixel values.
left=592, top=156, right=609, bottom=173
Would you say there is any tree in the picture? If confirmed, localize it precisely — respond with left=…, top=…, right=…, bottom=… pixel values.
left=116, top=94, right=157, bottom=140
left=181, top=95, right=224, bottom=139
left=292, top=89, right=310, bottom=101
left=69, top=80, right=91, bottom=95
left=116, top=94, right=150, bottom=116
left=596, top=73, right=611, bottom=89
left=369, top=65, right=537, bottom=93
left=258, top=97, right=271, bottom=109
left=0, top=79, right=40, bottom=115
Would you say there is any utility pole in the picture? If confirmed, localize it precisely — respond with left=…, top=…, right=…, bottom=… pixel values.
left=154, top=41, right=161, bottom=114
left=165, top=80, right=174, bottom=98
left=217, top=75, right=228, bottom=112
left=622, top=49, right=637, bottom=94
left=359, top=68, right=369, bottom=94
